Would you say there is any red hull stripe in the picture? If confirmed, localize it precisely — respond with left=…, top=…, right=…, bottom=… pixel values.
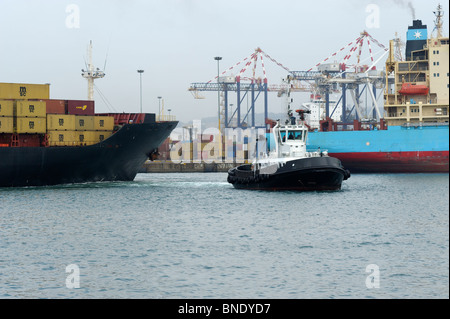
left=330, top=151, right=449, bottom=173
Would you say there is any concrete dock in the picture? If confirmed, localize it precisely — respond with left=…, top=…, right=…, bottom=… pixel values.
left=142, top=160, right=246, bottom=173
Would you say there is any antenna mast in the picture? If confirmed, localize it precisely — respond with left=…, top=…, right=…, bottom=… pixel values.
left=394, top=32, right=405, bottom=61
left=82, top=40, right=105, bottom=101
left=434, top=4, right=444, bottom=38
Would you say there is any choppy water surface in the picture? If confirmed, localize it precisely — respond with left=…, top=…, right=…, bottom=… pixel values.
left=0, top=173, right=448, bottom=298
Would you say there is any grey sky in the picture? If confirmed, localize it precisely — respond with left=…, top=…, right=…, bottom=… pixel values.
left=0, top=0, right=448, bottom=122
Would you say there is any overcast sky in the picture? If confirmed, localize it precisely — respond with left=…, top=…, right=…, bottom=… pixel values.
left=0, top=0, right=448, bottom=122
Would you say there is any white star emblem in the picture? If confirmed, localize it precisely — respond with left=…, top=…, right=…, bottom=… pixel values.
left=414, top=31, right=422, bottom=39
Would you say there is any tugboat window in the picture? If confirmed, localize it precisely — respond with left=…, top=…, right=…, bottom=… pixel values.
left=280, top=131, right=286, bottom=142
left=288, top=132, right=295, bottom=140
left=295, top=131, right=303, bottom=140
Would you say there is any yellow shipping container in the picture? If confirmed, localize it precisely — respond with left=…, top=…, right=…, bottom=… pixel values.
left=96, top=131, right=113, bottom=142
left=16, top=117, right=47, bottom=134
left=0, top=83, right=50, bottom=100
left=16, top=100, right=47, bottom=118
left=75, top=116, right=95, bottom=131
left=75, top=131, right=113, bottom=146
left=76, top=131, right=97, bottom=146
left=47, top=130, right=77, bottom=146
left=47, top=114, right=76, bottom=131
left=0, top=117, right=14, bottom=133
left=0, top=100, right=14, bottom=117
left=94, top=116, right=114, bottom=131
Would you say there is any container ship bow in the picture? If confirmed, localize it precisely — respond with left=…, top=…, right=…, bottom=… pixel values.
left=305, top=6, right=449, bottom=173
left=0, top=86, right=177, bottom=187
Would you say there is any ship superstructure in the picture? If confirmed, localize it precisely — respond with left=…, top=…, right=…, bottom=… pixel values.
left=384, top=5, right=449, bottom=126
left=303, top=93, right=341, bottom=129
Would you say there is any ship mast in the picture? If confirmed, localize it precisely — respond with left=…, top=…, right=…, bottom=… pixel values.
left=81, top=40, right=105, bottom=101
left=394, top=32, right=405, bottom=61
left=433, top=4, right=444, bottom=38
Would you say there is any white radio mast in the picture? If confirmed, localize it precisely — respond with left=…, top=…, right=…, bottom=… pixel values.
left=433, top=4, right=444, bottom=38
left=81, top=40, right=105, bottom=101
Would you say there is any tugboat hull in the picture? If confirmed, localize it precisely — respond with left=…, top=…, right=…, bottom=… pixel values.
left=228, top=157, right=350, bottom=191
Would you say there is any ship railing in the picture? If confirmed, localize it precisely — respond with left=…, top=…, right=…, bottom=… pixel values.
left=306, top=150, right=328, bottom=157
left=402, top=122, right=449, bottom=128
left=98, top=113, right=148, bottom=125
left=156, top=115, right=177, bottom=122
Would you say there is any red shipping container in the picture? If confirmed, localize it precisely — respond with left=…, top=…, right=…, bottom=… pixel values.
left=44, top=99, right=66, bottom=114
left=67, top=100, right=95, bottom=115
left=18, top=134, right=42, bottom=147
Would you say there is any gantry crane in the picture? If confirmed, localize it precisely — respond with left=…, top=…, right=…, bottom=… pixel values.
left=189, top=48, right=311, bottom=130
left=189, top=31, right=389, bottom=131
left=289, top=31, right=388, bottom=124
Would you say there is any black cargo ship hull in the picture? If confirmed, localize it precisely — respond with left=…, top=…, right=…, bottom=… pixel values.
left=0, top=121, right=177, bottom=187
left=228, top=156, right=350, bottom=191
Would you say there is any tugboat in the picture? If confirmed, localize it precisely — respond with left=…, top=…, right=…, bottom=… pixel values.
left=227, top=109, right=351, bottom=191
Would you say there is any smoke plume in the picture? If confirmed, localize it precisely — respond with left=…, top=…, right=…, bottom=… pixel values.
left=393, top=0, right=416, bottom=20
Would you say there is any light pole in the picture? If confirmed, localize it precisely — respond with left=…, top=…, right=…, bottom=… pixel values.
left=158, top=96, right=162, bottom=119
left=214, top=56, right=222, bottom=131
left=137, top=70, right=144, bottom=113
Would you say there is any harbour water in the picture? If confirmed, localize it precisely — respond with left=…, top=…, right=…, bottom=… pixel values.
left=0, top=173, right=448, bottom=299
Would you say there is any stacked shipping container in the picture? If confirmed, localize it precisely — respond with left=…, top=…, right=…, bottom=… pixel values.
left=16, top=100, right=47, bottom=134
left=0, top=83, right=115, bottom=147
left=0, top=83, right=50, bottom=100
left=44, top=99, right=66, bottom=114
left=47, top=114, right=114, bottom=146
left=0, top=100, right=14, bottom=134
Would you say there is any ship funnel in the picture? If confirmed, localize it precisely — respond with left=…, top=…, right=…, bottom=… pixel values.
left=405, top=19, right=427, bottom=61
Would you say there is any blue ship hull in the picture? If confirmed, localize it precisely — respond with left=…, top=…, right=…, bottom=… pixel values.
left=305, top=125, right=449, bottom=173
left=266, top=125, right=449, bottom=173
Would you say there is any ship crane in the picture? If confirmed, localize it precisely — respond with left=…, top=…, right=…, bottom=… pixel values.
left=188, top=47, right=308, bottom=130
left=82, top=40, right=105, bottom=101
left=289, top=30, right=388, bottom=125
